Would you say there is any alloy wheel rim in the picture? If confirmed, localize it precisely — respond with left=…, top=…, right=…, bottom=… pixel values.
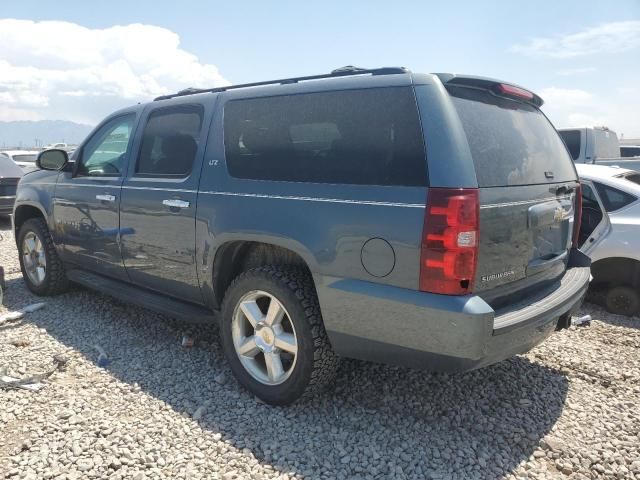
left=22, top=232, right=46, bottom=286
left=231, top=290, right=298, bottom=385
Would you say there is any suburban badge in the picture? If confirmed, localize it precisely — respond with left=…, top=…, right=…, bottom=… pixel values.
left=481, top=270, right=515, bottom=282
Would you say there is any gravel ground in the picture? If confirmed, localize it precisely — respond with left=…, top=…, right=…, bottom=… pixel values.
left=1, top=217, right=639, bottom=480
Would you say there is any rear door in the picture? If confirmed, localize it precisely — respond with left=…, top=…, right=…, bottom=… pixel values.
left=448, top=85, right=580, bottom=307
left=119, top=102, right=210, bottom=304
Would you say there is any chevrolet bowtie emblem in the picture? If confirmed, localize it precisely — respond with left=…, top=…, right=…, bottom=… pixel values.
left=554, top=207, right=569, bottom=222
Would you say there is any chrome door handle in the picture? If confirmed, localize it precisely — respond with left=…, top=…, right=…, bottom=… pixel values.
left=96, top=194, right=116, bottom=202
left=162, top=199, right=190, bottom=209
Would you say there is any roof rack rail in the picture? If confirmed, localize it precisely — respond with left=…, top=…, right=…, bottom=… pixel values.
left=154, top=66, right=410, bottom=101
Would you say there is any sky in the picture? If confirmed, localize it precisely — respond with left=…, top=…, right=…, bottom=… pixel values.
left=1, top=0, right=639, bottom=136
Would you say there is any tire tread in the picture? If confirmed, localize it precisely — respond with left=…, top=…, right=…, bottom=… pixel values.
left=222, top=265, right=338, bottom=403
left=19, top=217, right=69, bottom=296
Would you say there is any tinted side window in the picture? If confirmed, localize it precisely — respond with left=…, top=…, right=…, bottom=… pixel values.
left=223, top=87, right=426, bottom=186
left=623, top=173, right=640, bottom=186
left=594, top=182, right=637, bottom=212
left=621, top=146, right=640, bottom=157
left=559, top=130, right=581, bottom=161
left=136, top=105, right=203, bottom=177
left=78, top=115, right=134, bottom=177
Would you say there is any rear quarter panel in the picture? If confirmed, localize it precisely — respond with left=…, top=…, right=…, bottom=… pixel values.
left=589, top=209, right=640, bottom=263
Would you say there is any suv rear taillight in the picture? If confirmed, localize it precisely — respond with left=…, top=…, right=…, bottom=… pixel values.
left=572, top=184, right=583, bottom=248
left=420, top=188, right=479, bottom=295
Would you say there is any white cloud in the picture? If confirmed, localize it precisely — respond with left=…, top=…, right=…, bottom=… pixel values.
left=0, top=19, right=228, bottom=124
left=510, top=21, right=640, bottom=58
left=540, top=87, right=640, bottom=137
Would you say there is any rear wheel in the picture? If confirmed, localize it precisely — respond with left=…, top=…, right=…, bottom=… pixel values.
left=18, top=217, right=69, bottom=296
left=605, top=285, right=640, bottom=316
left=220, top=266, right=338, bottom=405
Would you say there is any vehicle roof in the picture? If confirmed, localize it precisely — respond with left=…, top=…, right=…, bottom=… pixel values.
left=148, top=71, right=424, bottom=107
left=146, top=68, right=542, bottom=108
left=576, top=164, right=640, bottom=195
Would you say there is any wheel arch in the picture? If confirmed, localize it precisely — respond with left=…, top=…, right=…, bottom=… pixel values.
left=211, top=240, right=313, bottom=309
left=13, top=203, right=48, bottom=243
left=591, top=257, right=640, bottom=288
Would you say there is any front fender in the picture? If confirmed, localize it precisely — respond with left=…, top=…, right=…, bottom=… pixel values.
left=13, top=170, right=58, bottom=239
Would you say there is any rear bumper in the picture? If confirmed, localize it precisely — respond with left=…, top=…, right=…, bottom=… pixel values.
left=318, top=259, right=590, bottom=372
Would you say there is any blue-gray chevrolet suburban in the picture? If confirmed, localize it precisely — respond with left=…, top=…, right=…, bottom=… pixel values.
left=14, top=67, right=590, bottom=404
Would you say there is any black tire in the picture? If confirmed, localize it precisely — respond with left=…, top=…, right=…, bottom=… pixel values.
left=605, top=285, right=640, bottom=316
left=18, top=217, right=69, bottom=296
left=220, top=266, right=338, bottom=405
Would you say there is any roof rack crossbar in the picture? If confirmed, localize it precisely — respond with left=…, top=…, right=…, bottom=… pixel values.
left=154, top=66, right=410, bottom=101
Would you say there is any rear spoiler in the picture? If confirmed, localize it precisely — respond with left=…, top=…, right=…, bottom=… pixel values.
left=434, top=73, right=544, bottom=108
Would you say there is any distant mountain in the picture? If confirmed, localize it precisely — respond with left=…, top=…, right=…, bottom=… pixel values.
left=0, top=120, right=94, bottom=149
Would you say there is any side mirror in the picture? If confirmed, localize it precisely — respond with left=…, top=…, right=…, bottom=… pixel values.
left=37, top=149, right=69, bottom=171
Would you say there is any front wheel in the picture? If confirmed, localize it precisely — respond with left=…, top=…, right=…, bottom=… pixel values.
left=220, top=266, right=338, bottom=405
left=18, top=217, right=69, bottom=296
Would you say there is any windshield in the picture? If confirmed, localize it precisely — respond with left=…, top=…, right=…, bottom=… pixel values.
left=449, top=86, right=576, bottom=187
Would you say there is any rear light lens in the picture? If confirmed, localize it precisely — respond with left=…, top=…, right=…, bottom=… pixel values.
left=494, top=83, right=534, bottom=100
left=420, top=188, right=479, bottom=295
left=572, top=184, right=583, bottom=248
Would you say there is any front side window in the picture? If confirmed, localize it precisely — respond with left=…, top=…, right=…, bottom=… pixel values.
left=594, top=182, right=637, bottom=212
left=136, top=105, right=203, bottom=177
left=78, top=115, right=135, bottom=177
left=223, top=87, right=427, bottom=186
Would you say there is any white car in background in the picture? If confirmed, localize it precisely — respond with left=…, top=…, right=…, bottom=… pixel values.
left=577, top=164, right=640, bottom=316
left=559, top=127, right=640, bottom=172
left=0, top=150, right=40, bottom=173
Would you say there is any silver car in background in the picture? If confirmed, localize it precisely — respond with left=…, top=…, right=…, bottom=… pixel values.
left=0, top=153, right=24, bottom=217
left=577, top=164, right=640, bottom=316
left=0, top=150, right=40, bottom=173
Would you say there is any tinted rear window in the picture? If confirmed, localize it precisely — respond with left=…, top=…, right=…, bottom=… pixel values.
left=223, top=87, right=427, bottom=186
left=623, top=172, right=640, bottom=185
left=449, top=87, right=576, bottom=187
left=594, top=182, right=637, bottom=212
left=558, top=130, right=581, bottom=161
